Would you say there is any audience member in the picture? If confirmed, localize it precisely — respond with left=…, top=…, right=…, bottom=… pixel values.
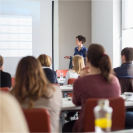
left=0, top=91, right=29, bottom=133
left=114, top=47, right=133, bottom=93
left=11, top=56, right=62, bottom=132
left=37, top=54, right=58, bottom=84
left=114, top=47, right=133, bottom=78
left=63, top=44, right=121, bottom=132
left=0, top=55, right=11, bottom=88
left=64, top=55, right=84, bottom=85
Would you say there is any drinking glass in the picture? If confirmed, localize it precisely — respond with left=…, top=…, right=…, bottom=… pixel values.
left=60, top=73, right=63, bottom=80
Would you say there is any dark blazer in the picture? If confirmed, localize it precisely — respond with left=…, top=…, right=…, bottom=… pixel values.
left=0, top=70, right=11, bottom=88
left=114, top=62, right=133, bottom=93
left=43, top=68, right=58, bottom=83
left=114, top=62, right=133, bottom=79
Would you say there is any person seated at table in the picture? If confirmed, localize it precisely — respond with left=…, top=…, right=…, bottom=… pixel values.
left=37, top=54, right=58, bottom=84
left=125, top=112, right=133, bottom=129
left=64, top=55, right=85, bottom=85
left=11, top=56, right=62, bottom=132
left=114, top=47, right=133, bottom=93
left=114, top=47, right=133, bottom=79
left=0, top=55, right=11, bottom=89
left=62, top=44, right=121, bottom=132
left=0, top=91, right=29, bottom=133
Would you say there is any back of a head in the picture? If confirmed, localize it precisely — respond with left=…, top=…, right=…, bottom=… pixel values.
left=11, top=56, right=54, bottom=108
left=76, top=35, right=86, bottom=44
left=37, top=54, right=52, bottom=67
left=121, top=47, right=133, bottom=62
left=0, top=55, right=3, bottom=68
left=72, top=55, right=85, bottom=74
left=0, top=92, right=29, bottom=133
left=87, top=44, right=112, bottom=82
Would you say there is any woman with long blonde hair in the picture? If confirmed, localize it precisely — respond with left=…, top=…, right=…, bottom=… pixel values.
left=11, top=56, right=62, bottom=132
left=64, top=55, right=84, bottom=85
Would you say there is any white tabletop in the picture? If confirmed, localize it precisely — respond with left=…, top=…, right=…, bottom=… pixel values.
left=61, top=98, right=81, bottom=111
left=60, top=85, right=73, bottom=92
left=61, top=98, right=133, bottom=111
left=57, top=78, right=65, bottom=84
left=125, top=101, right=133, bottom=108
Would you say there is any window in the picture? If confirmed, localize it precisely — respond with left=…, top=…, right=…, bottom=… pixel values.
left=122, top=0, right=133, bottom=48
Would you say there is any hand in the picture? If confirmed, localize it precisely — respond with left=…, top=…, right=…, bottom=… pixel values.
left=64, top=56, right=70, bottom=59
left=80, top=66, right=90, bottom=77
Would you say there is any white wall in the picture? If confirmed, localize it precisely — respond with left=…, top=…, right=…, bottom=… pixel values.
left=91, top=0, right=113, bottom=62
left=113, top=0, right=122, bottom=68
left=59, top=1, right=91, bottom=69
left=91, top=0, right=122, bottom=68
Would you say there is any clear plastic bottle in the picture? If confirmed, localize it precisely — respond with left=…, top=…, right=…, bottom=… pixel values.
left=94, top=99, right=113, bottom=133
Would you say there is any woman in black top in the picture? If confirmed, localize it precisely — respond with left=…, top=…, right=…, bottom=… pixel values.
left=37, top=54, right=58, bottom=83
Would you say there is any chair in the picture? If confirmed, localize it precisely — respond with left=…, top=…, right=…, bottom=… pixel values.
left=0, top=87, right=10, bottom=92
left=84, top=97, right=125, bottom=132
left=11, top=77, right=15, bottom=87
left=67, top=78, right=76, bottom=97
left=23, top=109, right=51, bottom=133
left=118, top=78, right=133, bottom=94
left=56, top=70, right=68, bottom=78
left=68, top=78, right=76, bottom=85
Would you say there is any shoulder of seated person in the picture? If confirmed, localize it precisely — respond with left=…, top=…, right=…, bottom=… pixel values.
left=52, top=85, right=61, bottom=95
left=2, top=71, right=11, bottom=76
left=114, top=66, right=122, bottom=71
left=52, top=84, right=60, bottom=89
left=69, top=69, right=77, bottom=73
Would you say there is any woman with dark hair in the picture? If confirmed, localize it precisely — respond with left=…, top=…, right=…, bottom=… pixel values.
left=64, top=35, right=87, bottom=69
left=62, top=44, right=121, bottom=132
left=11, top=56, right=62, bottom=132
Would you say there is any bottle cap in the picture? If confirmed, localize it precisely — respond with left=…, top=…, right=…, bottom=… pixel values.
left=98, top=99, right=109, bottom=108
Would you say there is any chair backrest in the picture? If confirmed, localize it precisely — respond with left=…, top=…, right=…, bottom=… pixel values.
left=56, top=70, right=68, bottom=77
left=23, top=109, right=51, bottom=133
left=0, top=87, right=10, bottom=92
left=118, top=78, right=133, bottom=94
left=11, top=77, right=15, bottom=87
left=84, top=97, right=125, bottom=132
left=68, top=78, right=76, bottom=85
left=67, top=78, right=76, bottom=97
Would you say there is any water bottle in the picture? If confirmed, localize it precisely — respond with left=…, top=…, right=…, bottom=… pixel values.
left=94, top=99, right=113, bottom=133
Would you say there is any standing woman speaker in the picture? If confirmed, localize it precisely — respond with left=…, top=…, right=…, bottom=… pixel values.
left=64, top=35, right=87, bottom=69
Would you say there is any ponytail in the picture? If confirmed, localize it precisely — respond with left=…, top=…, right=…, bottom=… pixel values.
left=99, top=54, right=112, bottom=82
left=87, top=44, right=113, bottom=83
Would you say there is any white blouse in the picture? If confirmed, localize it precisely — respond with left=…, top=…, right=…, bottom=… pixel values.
left=64, top=70, right=79, bottom=85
